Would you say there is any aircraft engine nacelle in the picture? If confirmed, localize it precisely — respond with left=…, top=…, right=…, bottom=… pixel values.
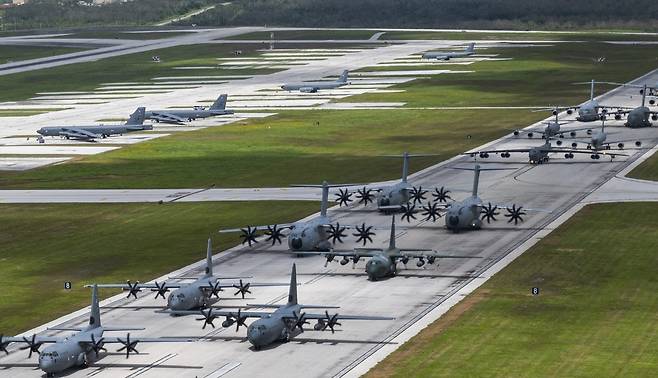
left=556, top=140, right=563, bottom=146
left=615, top=114, right=622, bottom=120
left=300, top=87, right=318, bottom=93
left=635, top=141, right=642, bottom=147
left=652, top=115, right=658, bottom=121
left=650, top=99, right=656, bottom=105
left=618, top=143, right=625, bottom=149
left=567, top=109, right=574, bottom=115
left=314, top=319, right=326, bottom=331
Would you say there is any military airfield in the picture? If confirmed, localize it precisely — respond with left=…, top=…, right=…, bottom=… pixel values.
left=1, top=25, right=658, bottom=378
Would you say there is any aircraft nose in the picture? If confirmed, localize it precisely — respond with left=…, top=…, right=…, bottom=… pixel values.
left=448, top=216, right=459, bottom=226
left=39, top=356, right=54, bottom=372
left=379, top=198, right=390, bottom=206
left=290, top=237, right=303, bottom=250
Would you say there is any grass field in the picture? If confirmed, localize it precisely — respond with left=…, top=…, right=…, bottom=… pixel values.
left=1, top=45, right=85, bottom=64
left=0, top=108, right=67, bottom=117
left=347, top=43, right=658, bottom=107
left=0, top=43, right=284, bottom=103
left=627, top=151, right=658, bottom=181
left=0, top=109, right=541, bottom=189
left=366, top=202, right=658, bottom=378
left=0, top=201, right=319, bottom=335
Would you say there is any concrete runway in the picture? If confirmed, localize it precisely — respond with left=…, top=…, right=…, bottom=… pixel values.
left=2, top=67, right=658, bottom=378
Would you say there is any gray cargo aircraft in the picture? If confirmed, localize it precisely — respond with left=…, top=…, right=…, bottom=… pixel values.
left=607, top=84, right=658, bottom=128
left=222, top=182, right=379, bottom=251
left=36, top=107, right=152, bottom=142
left=548, top=80, right=626, bottom=123
left=571, top=116, right=643, bottom=151
left=281, top=70, right=350, bottom=92
left=292, top=216, right=477, bottom=280
left=91, top=239, right=279, bottom=311
left=437, top=165, right=548, bottom=232
left=145, top=94, right=234, bottom=124
left=170, top=264, right=393, bottom=349
left=334, top=152, right=452, bottom=214
left=467, top=135, right=627, bottom=164
left=0, top=285, right=191, bottom=376
left=513, top=110, right=592, bottom=139
left=422, top=43, right=475, bottom=60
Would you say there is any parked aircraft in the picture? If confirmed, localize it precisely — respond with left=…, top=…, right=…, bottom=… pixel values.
left=145, top=94, right=234, bottom=124
left=281, top=70, right=350, bottom=92
left=37, top=107, right=152, bottom=142
left=422, top=43, right=475, bottom=60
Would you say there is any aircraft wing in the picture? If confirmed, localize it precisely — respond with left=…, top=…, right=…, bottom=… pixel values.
left=80, top=335, right=195, bottom=344
left=397, top=249, right=479, bottom=259
left=0, top=335, right=61, bottom=345
left=465, top=147, right=627, bottom=157
left=219, top=224, right=294, bottom=233
left=148, top=112, right=187, bottom=125
left=166, top=308, right=270, bottom=318
left=289, top=249, right=382, bottom=258
left=91, top=283, right=183, bottom=290
left=59, top=128, right=100, bottom=141
left=292, top=313, right=394, bottom=321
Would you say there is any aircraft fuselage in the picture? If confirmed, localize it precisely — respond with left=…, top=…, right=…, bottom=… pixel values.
left=287, top=216, right=331, bottom=252
left=38, top=328, right=103, bottom=375
left=445, top=196, right=483, bottom=231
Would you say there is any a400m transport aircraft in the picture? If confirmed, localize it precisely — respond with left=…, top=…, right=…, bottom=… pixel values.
left=169, top=264, right=394, bottom=350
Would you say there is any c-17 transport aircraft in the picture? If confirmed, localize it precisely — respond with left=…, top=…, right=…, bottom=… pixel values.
left=223, top=181, right=380, bottom=251
left=333, top=152, right=452, bottom=214
left=281, top=70, right=350, bottom=92
left=0, top=285, right=192, bottom=376
left=422, top=42, right=475, bottom=60
left=169, top=264, right=394, bottom=349
left=36, top=107, right=153, bottom=142
left=548, top=80, right=625, bottom=123
left=91, top=239, right=280, bottom=311
left=292, top=216, right=477, bottom=280
left=144, top=94, right=234, bottom=124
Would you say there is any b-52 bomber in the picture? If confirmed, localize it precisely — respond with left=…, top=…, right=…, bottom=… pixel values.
left=293, top=216, right=477, bottom=280
left=281, top=70, right=350, bottom=93
left=0, top=285, right=191, bottom=376
left=422, top=42, right=475, bottom=60
left=333, top=152, right=452, bottom=213
left=145, top=94, right=234, bottom=124
left=170, top=264, right=394, bottom=349
left=36, top=107, right=152, bottom=142
left=91, top=239, right=278, bottom=311
left=223, top=182, right=380, bottom=252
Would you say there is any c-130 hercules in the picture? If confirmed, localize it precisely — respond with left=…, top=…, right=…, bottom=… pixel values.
left=169, top=264, right=394, bottom=349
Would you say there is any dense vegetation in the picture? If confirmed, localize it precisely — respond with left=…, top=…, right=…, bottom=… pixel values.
left=186, top=0, right=658, bottom=31
left=4, top=0, right=658, bottom=31
left=1, top=0, right=211, bottom=29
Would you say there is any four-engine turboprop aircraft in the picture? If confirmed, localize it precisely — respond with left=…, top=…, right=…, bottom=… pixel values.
left=90, top=239, right=282, bottom=311
left=145, top=94, right=234, bottom=124
left=332, top=152, right=452, bottom=214
left=281, top=70, right=350, bottom=92
left=36, top=107, right=153, bottom=142
left=0, top=286, right=192, bottom=376
left=222, top=181, right=380, bottom=251
left=292, top=216, right=477, bottom=280
left=169, top=264, right=394, bottom=349
left=422, top=43, right=475, bottom=60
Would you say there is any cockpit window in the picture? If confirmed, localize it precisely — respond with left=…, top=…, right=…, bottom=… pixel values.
left=177, top=293, right=185, bottom=299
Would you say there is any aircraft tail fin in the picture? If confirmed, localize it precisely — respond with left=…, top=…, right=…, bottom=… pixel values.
left=204, top=238, right=213, bottom=277
left=287, top=264, right=298, bottom=305
left=472, top=164, right=481, bottom=197
left=338, top=70, right=349, bottom=83
left=590, top=79, right=595, bottom=101
left=389, top=216, right=396, bottom=250
left=88, top=284, right=101, bottom=329
left=211, top=94, right=228, bottom=110
left=466, top=42, right=475, bottom=53
left=320, top=181, right=329, bottom=217
left=401, top=152, right=409, bottom=183
left=642, top=85, right=647, bottom=107
left=126, top=107, right=146, bottom=125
